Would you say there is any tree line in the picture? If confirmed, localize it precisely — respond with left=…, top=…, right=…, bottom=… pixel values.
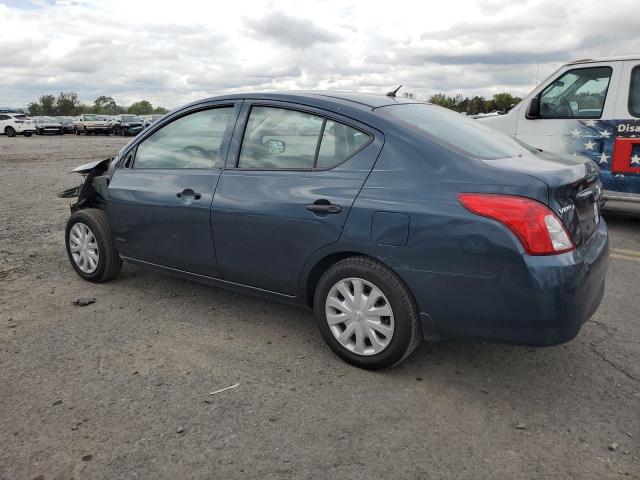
left=403, top=92, right=522, bottom=115
left=26, top=93, right=169, bottom=117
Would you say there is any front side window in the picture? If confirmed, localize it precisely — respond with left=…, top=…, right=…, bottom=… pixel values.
left=539, top=67, right=612, bottom=119
left=629, top=65, right=640, bottom=117
left=134, top=107, right=233, bottom=169
left=238, top=106, right=371, bottom=169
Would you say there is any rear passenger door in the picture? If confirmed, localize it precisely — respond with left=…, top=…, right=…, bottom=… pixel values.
left=212, top=101, right=383, bottom=295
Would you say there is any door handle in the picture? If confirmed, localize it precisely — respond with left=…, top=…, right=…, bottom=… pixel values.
left=176, top=189, right=202, bottom=200
left=305, top=202, right=342, bottom=214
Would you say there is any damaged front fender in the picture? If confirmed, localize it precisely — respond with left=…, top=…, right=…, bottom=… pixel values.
left=58, top=157, right=113, bottom=212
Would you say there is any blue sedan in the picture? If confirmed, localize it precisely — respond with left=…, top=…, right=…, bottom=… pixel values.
left=62, top=91, right=609, bottom=369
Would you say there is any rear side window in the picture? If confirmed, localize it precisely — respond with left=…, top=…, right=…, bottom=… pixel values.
left=134, top=107, right=233, bottom=169
left=381, top=103, right=523, bottom=160
left=629, top=66, right=640, bottom=117
left=238, top=106, right=371, bottom=170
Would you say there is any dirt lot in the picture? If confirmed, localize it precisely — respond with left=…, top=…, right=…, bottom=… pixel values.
left=1, top=135, right=639, bottom=480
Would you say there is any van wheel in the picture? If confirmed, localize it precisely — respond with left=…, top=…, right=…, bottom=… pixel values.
left=5, top=126, right=16, bottom=137
left=314, top=256, right=421, bottom=370
left=65, top=209, right=122, bottom=283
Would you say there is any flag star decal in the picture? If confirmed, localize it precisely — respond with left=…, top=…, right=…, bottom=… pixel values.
left=631, top=154, right=640, bottom=165
left=584, top=119, right=598, bottom=127
left=599, top=152, right=609, bottom=164
left=599, top=129, right=612, bottom=138
left=570, top=128, right=582, bottom=138
left=584, top=140, right=596, bottom=150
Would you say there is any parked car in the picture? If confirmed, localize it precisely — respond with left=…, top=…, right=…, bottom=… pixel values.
left=141, top=114, right=164, bottom=128
left=0, top=112, right=35, bottom=137
left=61, top=92, right=609, bottom=369
left=478, top=55, right=640, bottom=203
left=110, top=114, right=144, bottom=136
left=74, top=114, right=111, bottom=135
left=33, top=116, right=63, bottom=135
left=56, top=116, right=76, bottom=133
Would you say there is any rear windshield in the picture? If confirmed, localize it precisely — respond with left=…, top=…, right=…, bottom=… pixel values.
left=380, top=103, right=524, bottom=160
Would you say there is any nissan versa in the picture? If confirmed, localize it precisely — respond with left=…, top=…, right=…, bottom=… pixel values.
left=61, top=92, right=609, bottom=369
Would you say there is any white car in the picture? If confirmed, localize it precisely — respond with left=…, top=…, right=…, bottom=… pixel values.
left=0, top=113, right=36, bottom=137
left=478, top=54, right=640, bottom=202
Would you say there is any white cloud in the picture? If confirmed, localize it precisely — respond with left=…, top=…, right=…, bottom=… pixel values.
left=0, top=0, right=638, bottom=108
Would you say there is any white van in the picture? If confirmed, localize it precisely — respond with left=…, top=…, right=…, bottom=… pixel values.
left=479, top=55, right=640, bottom=201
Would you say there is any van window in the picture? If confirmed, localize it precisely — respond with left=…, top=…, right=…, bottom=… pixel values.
left=629, top=66, right=640, bottom=117
left=539, top=67, right=612, bottom=119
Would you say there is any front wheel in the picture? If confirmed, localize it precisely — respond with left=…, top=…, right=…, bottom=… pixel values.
left=314, top=256, right=421, bottom=370
left=65, top=209, right=122, bottom=283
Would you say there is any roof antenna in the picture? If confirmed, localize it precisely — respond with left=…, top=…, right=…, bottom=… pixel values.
left=386, top=85, right=403, bottom=97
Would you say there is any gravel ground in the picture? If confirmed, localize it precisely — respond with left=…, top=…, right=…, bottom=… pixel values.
left=1, top=135, right=639, bottom=480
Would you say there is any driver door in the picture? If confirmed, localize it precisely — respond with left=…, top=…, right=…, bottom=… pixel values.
left=516, top=63, right=619, bottom=154
left=107, top=103, right=240, bottom=276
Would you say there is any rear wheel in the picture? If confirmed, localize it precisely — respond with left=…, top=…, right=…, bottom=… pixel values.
left=5, top=126, right=16, bottom=137
left=314, top=256, right=420, bottom=370
left=65, top=209, right=122, bottom=283
left=24, top=132, right=32, bottom=137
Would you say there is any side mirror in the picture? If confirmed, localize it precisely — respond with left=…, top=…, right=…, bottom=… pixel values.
left=526, top=97, right=540, bottom=118
left=265, top=139, right=286, bottom=155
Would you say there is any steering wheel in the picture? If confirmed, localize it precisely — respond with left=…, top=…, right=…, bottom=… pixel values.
left=182, top=145, right=211, bottom=158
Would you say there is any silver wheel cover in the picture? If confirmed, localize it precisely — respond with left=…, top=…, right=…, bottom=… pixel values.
left=325, top=277, right=395, bottom=356
left=69, top=222, right=99, bottom=274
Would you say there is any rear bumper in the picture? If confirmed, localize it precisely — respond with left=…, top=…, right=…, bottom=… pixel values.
left=408, top=221, right=609, bottom=346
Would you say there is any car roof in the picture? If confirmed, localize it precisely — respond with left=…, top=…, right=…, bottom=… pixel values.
left=195, top=90, right=418, bottom=111
left=566, top=54, right=640, bottom=65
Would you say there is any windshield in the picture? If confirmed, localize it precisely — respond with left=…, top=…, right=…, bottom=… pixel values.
left=121, top=115, right=140, bottom=122
left=380, top=103, right=525, bottom=160
left=83, top=114, right=99, bottom=121
left=42, top=116, right=58, bottom=122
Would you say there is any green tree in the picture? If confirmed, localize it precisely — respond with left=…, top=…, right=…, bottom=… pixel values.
left=55, top=92, right=84, bottom=115
left=492, top=93, right=521, bottom=113
left=152, top=106, right=169, bottom=114
left=37, top=95, right=57, bottom=115
left=128, top=100, right=154, bottom=115
left=27, top=102, right=42, bottom=116
left=93, top=96, right=120, bottom=115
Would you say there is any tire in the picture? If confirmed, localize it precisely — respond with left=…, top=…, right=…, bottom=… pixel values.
left=5, top=126, right=16, bottom=137
left=24, top=132, right=32, bottom=137
left=75, top=127, right=80, bottom=135
left=313, top=256, right=421, bottom=370
left=65, top=209, right=122, bottom=283
left=36, top=128, right=41, bottom=135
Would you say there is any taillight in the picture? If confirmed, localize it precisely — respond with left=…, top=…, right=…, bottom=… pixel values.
left=458, top=193, right=574, bottom=255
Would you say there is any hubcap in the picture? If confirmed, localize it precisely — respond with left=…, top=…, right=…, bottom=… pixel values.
left=69, top=222, right=99, bottom=273
left=325, top=277, right=395, bottom=356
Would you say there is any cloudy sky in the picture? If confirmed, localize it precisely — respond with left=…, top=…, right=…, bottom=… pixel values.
left=1, top=0, right=638, bottom=109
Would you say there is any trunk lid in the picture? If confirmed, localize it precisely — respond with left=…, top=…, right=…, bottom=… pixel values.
left=481, top=152, right=602, bottom=247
